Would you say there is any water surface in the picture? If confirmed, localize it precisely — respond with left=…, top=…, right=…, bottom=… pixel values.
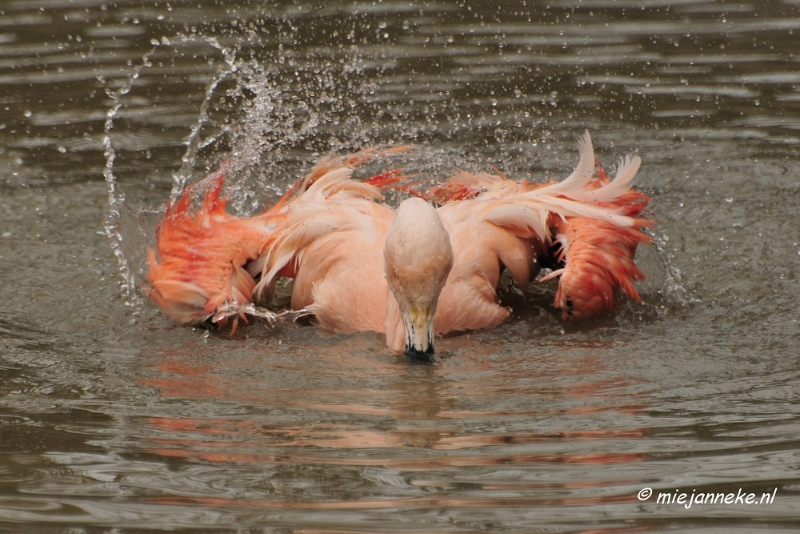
left=1, top=0, right=799, bottom=532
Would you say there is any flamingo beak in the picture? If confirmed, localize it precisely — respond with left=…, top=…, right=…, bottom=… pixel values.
left=403, top=305, right=436, bottom=360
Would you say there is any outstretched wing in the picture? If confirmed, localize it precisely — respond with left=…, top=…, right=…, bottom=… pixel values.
left=147, top=148, right=404, bottom=331
left=432, top=131, right=653, bottom=322
left=146, top=173, right=282, bottom=330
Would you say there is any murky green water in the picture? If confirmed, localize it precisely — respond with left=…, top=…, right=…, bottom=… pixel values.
left=1, top=1, right=800, bottom=532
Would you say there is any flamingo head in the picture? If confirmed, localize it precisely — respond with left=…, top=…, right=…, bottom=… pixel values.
left=384, top=197, right=454, bottom=360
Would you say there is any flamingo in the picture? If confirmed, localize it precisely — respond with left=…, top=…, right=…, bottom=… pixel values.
left=147, top=132, right=653, bottom=358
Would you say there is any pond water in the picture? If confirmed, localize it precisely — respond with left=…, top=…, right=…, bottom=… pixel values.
left=1, top=0, right=799, bottom=532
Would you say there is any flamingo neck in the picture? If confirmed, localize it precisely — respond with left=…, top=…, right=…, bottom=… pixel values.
left=383, top=198, right=453, bottom=359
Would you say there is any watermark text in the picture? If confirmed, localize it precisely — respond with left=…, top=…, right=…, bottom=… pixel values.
left=637, top=487, right=777, bottom=509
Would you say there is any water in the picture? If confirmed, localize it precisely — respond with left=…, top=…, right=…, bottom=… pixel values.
left=1, top=0, right=800, bottom=532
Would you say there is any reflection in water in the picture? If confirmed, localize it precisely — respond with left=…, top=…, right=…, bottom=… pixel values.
left=139, top=335, right=650, bottom=517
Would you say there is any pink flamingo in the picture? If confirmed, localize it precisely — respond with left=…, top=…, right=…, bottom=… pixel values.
left=147, top=132, right=652, bottom=357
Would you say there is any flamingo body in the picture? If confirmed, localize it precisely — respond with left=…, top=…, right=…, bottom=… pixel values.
left=147, top=132, right=653, bottom=353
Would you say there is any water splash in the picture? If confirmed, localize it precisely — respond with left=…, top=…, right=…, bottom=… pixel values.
left=647, top=226, right=695, bottom=308
left=102, top=47, right=157, bottom=307
left=102, top=34, right=246, bottom=304
left=171, top=34, right=239, bottom=199
left=103, top=23, right=685, bottom=322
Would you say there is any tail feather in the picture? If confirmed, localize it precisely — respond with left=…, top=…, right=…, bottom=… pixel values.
left=561, top=154, right=642, bottom=204
left=484, top=131, right=648, bottom=243
left=485, top=204, right=552, bottom=243
left=525, top=131, right=595, bottom=198
left=487, top=190, right=640, bottom=245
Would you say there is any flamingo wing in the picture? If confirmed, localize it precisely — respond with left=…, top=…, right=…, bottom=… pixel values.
left=432, top=131, right=653, bottom=325
left=147, top=148, right=404, bottom=333
left=146, top=173, right=282, bottom=331
left=146, top=134, right=654, bottom=345
left=249, top=160, right=400, bottom=336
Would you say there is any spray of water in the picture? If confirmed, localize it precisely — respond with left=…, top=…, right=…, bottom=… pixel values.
left=102, top=47, right=157, bottom=307
left=102, top=34, right=245, bottom=303
left=103, top=24, right=692, bottom=322
left=171, top=35, right=239, bottom=199
left=650, top=226, right=696, bottom=308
